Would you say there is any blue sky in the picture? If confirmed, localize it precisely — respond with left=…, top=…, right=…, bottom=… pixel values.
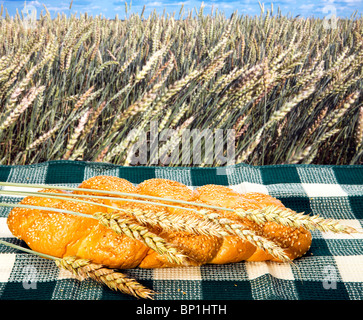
left=0, top=0, right=362, bottom=19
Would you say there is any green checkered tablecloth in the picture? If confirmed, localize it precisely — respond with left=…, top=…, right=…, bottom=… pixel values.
left=0, top=160, right=362, bottom=301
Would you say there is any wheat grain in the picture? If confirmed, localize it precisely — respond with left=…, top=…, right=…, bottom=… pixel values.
left=25, top=122, right=62, bottom=152
left=94, top=212, right=189, bottom=265
left=123, top=207, right=227, bottom=237
left=0, top=239, right=155, bottom=299
left=0, top=86, right=45, bottom=132
left=356, top=106, right=363, bottom=150
left=197, top=209, right=291, bottom=262
left=0, top=8, right=362, bottom=165
left=235, top=206, right=359, bottom=234
left=63, top=108, right=92, bottom=160
left=73, top=87, right=94, bottom=111
left=57, top=256, right=155, bottom=299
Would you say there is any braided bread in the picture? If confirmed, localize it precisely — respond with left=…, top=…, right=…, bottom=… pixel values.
left=7, top=175, right=312, bottom=268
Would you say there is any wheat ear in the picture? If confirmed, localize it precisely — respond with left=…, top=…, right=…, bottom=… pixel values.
left=0, top=185, right=228, bottom=238
left=24, top=122, right=62, bottom=152
left=0, top=86, right=45, bottom=131
left=356, top=106, right=363, bottom=151
left=124, top=207, right=227, bottom=237
left=197, top=210, right=291, bottom=262
left=57, top=256, right=155, bottom=299
left=1, top=181, right=360, bottom=236
left=73, top=86, right=94, bottom=111
left=0, top=239, right=154, bottom=299
left=63, top=108, right=92, bottom=160
left=234, top=206, right=360, bottom=234
left=93, top=212, right=189, bottom=266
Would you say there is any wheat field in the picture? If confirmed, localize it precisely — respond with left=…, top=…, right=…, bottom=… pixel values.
left=0, top=4, right=362, bottom=166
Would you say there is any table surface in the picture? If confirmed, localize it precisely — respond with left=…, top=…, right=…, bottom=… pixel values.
left=0, top=160, right=362, bottom=300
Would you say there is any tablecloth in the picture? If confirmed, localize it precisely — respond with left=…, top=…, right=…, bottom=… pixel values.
left=0, top=160, right=362, bottom=301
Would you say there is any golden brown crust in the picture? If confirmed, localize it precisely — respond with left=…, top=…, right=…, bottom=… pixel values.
left=136, top=179, right=224, bottom=268
left=7, top=175, right=312, bottom=268
left=137, top=178, right=194, bottom=201
left=7, top=189, right=97, bottom=258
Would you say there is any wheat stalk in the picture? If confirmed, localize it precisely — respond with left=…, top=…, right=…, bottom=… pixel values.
left=72, top=87, right=95, bottom=111
left=325, top=91, right=360, bottom=130
left=134, top=47, right=167, bottom=83
left=308, top=107, right=328, bottom=135
left=0, top=239, right=154, bottom=299
left=155, top=116, right=195, bottom=165
left=57, top=256, right=155, bottom=299
left=63, top=108, right=92, bottom=160
left=123, top=207, right=227, bottom=237
left=93, top=212, right=189, bottom=265
left=1, top=181, right=359, bottom=236
left=1, top=8, right=362, bottom=165
left=70, top=101, right=107, bottom=159
left=0, top=186, right=228, bottom=238
left=356, top=106, right=363, bottom=151
left=0, top=86, right=45, bottom=132
left=24, top=121, right=62, bottom=152
left=197, top=209, right=291, bottom=262
left=234, top=206, right=360, bottom=234
left=0, top=199, right=188, bottom=265
left=95, top=145, right=109, bottom=162
left=265, top=81, right=318, bottom=131
left=93, top=61, right=119, bottom=78
left=119, top=51, right=139, bottom=74
left=289, top=145, right=313, bottom=164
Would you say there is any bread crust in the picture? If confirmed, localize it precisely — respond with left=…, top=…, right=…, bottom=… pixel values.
left=7, top=176, right=312, bottom=268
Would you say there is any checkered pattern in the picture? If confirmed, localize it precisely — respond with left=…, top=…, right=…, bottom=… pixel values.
left=0, top=160, right=362, bottom=300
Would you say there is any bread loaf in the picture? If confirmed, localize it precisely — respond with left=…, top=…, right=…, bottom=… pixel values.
left=7, top=175, right=312, bottom=268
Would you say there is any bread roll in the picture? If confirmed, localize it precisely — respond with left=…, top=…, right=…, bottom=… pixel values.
left=7, top=175, right=312, bottom=268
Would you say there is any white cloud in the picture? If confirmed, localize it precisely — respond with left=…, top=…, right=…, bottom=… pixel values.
left=88, top=5, right=101, bottom=10
left=203, top=2, right=234, bottom=9
left=299, top=4, right=315, bottom=10
left=46, top=5, right=69, bottom=12
left=146, top=1, right=191, bottom=7
left=27, top=1, right=41, bottom=7
left=147, top=1, right=164, bottom=7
